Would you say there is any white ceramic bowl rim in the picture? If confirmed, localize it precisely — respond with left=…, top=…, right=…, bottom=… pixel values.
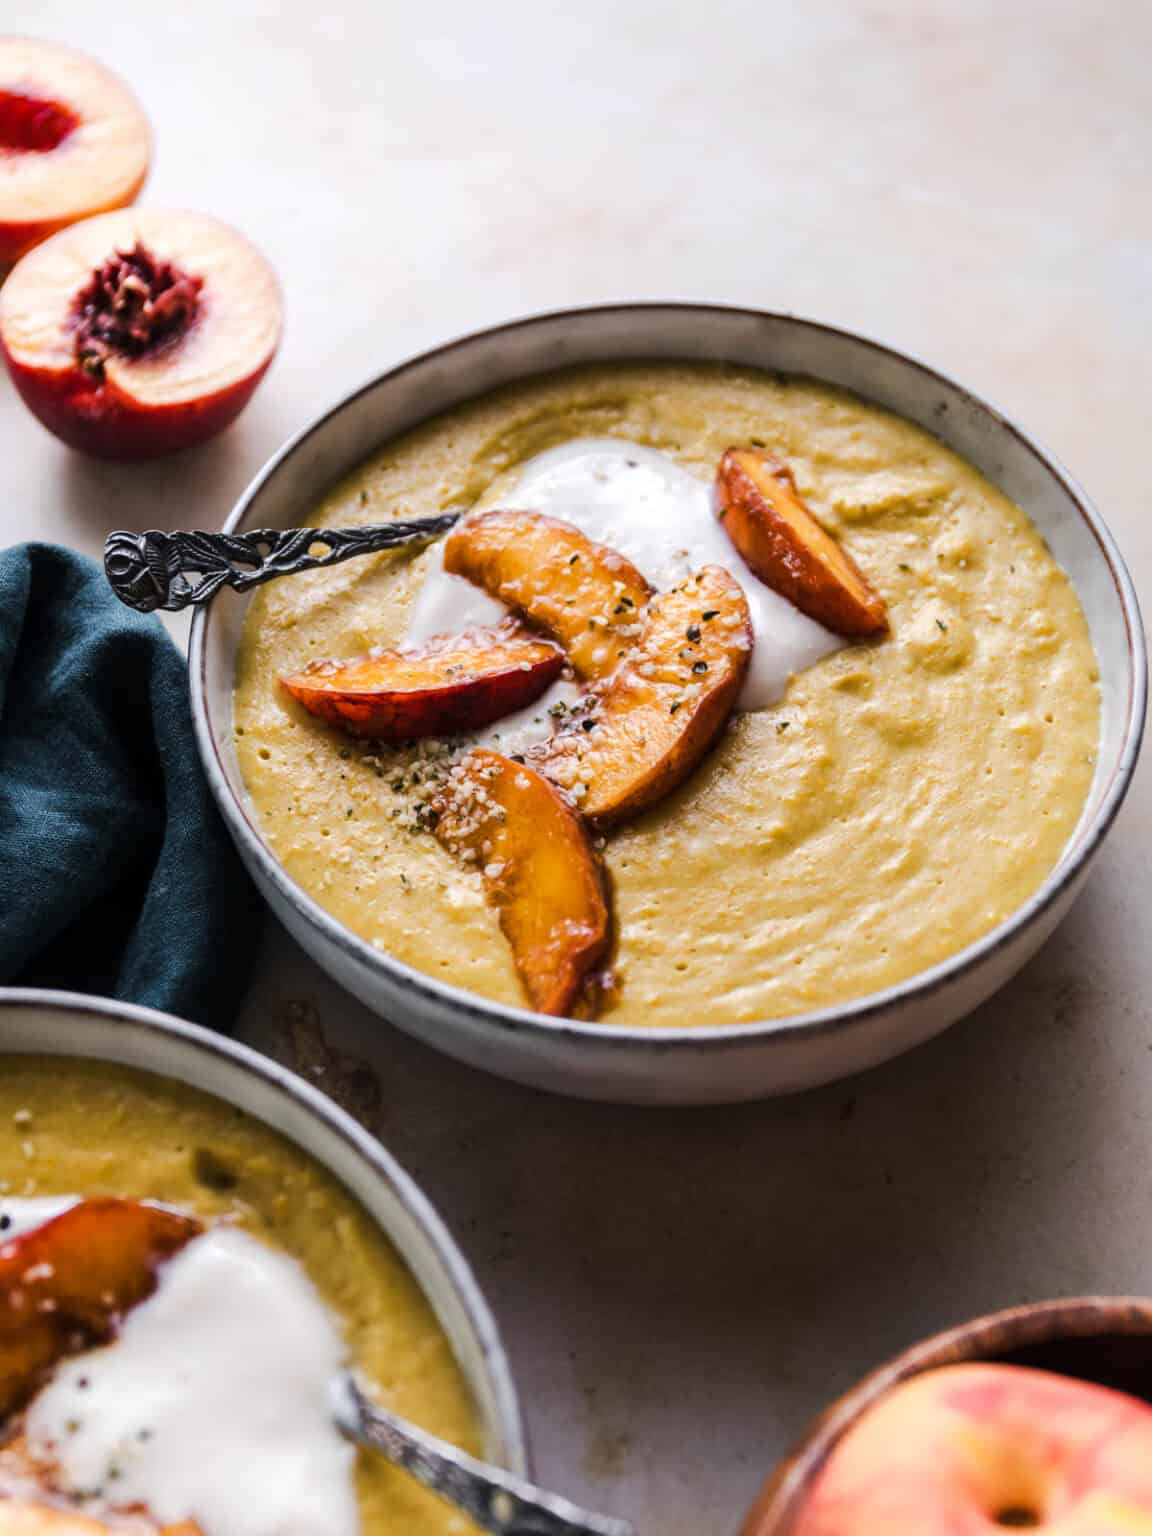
left=190, top=302, right=1147, bottom=1056
left=0, top=986, right=527, bottom=1472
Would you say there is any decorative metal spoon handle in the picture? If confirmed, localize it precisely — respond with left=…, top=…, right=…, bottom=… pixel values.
left=334, top=1376, right=634, bottom=1536
left=104, top=514, right=460, bottom=614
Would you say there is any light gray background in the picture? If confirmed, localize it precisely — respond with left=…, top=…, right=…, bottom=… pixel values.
left=5, top=3, right=1151, bottom=1531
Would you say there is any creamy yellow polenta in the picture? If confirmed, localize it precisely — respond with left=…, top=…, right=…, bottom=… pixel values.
left=234, top=363, right=1099, bottom=1026
left=0, top=1058, right=480, bottom=1536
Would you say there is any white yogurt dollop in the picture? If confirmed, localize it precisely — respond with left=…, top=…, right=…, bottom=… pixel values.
left=26, top=1227, right=357, bottom=1536
left=407, top=439, right=843, bottom=711
left=473, top=677, right=585, bottom=756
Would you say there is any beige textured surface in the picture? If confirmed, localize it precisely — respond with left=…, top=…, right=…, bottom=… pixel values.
left=2, top=2, right=1149, bottom=1532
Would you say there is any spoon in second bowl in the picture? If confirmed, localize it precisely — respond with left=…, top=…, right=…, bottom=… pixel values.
left=332, top=1374, right=635, bottom=1536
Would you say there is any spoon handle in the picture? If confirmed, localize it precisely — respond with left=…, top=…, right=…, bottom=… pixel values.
left=337, top=1378, right=634, bottom=1536
left=103, top=514, right=460, bottom=614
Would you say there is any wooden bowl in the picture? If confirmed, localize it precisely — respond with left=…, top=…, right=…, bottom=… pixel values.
left=742, top=1297, right=1152, bottom=1536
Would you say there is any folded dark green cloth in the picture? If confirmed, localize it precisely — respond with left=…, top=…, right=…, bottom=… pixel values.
left=0, top=543, right=261, bottom=1027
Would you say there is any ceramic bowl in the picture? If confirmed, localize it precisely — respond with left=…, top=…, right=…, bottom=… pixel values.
left=742, top=1295, right=1152, bottom=1534
left=188, top=304, right=1146, bottom=1105
left=0, top=987, right=526, bottom=1473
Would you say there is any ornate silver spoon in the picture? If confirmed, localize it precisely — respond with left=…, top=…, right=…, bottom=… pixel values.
left=333, top=1375, right=634, bottom=1536
left=103, top=515, right=461, bottom=614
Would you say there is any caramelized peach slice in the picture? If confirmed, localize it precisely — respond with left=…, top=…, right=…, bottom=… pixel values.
left=433, top=750, right=611, bottom=1016
left=281, top=627, right=563, bottom=742
left=0, top=1326, right=60, bottom=1422
left=717, top=447, right=888, bottom=637
left=530, top=566, right=752, bottom=827
left=443, top=510, right=652, bottom=680
left=0, top=1200, right=200, bottom=1414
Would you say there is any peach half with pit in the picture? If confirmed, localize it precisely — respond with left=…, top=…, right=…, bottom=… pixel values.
left=0, top=38, right=151, bottom=270
left=0, top=208, right=282, bottom=459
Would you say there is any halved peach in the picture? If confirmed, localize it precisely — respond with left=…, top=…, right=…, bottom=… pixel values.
left=0, top=40, right=151, bottom=270
left=281, top=627, right=564, bottom=742
left=530, top=566, right=752, bottom=826
left=717, top=447, right=888, bottom=637
left=0, top=209, right=282, bottom=459
left=0, top=1199, right=201, bottom=1414
left=433, top=749, right=611, bottom=1016
left=443, top=510, right=652, bottom=680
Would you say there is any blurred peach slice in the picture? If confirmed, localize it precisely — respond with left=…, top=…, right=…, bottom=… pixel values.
left=443, top=510, right=652, bottom=681
left=530, top=565, right=752, bottom=827
left=0, top=1199, right=201, bottom=1416
left=433, top=749, right=611, bottom=1016
left=0, top=209, right=281, bottom=458
left=717, top=447, right=888, bottom=637
left=0, top=39, right=151, bottom=269
left=281, top=627, right=564, bottom=742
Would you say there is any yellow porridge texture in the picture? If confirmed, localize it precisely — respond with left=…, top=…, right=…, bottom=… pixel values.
left=234, top=363, right=1099, bottom=1026
left=0, top=1057, right=481, bottom=1536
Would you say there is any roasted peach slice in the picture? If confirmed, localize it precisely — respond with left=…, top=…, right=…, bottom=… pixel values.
left=0, top=1324, right=59, bottom=1423
left=433, top=749, right=611, bottom=1016
left=281, top=627, right=563, bottom=742
left=443, top=510, right=652, bottom=681
left=717, top=447, right=888, bottom=637
left=530, top=566, right=752, bottom=827
left=0, top=1199, right=200, bottom=1414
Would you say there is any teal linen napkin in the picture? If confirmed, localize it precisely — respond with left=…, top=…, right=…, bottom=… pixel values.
left=0, top=543, right=261, bottom=1027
